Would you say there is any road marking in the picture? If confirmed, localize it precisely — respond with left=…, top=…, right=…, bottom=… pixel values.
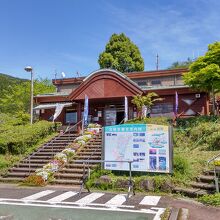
left=139, top=196, right=161, bottom=206
left=105, top=194, right=127, bottom=206
left=75, top=192, right=104, bottom=204
left=21, top=190, right=55, bottom=201
left=47, top=191, right=78, bottom=203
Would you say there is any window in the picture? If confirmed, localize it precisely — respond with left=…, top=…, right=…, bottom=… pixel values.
left=151, top=80, right=161, bottom=86
left=137, top=81, right=147, bottom=86
left=65, top=112, right=77, bottom=124
left=151, top=103, right=173, bottom=114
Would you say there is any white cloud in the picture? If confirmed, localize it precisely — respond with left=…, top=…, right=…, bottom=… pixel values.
left=101, top=0, right=220, bottom=69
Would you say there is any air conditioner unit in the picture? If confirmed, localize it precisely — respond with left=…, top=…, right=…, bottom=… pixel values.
left=195, top=94, right=200, bottom=98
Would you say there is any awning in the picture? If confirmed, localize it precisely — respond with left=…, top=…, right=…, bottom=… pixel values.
left=34, top=102, right=73, bottom=110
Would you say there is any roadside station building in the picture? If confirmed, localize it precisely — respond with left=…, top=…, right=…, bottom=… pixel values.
left=34, top=68, right=210, bottom=127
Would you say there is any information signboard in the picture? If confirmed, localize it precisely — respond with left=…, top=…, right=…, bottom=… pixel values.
left=103, top=124, right=173, bottom=173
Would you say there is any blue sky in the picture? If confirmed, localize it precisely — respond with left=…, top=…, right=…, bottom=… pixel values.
left=0, top=0, right=220, bottom=79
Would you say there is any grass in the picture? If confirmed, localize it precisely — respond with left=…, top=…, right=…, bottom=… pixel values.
left=0, top=132, right=57, bottom=175
left=86, top=116, right=220, bottom=193
left=198, top=193, right=220, bottom=206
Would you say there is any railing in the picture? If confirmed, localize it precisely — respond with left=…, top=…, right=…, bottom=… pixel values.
left=207, top=153, right=220, bottom=193
left=78, top=159, right=135, bottom=200
left=24, top=120, right=83, bottom=175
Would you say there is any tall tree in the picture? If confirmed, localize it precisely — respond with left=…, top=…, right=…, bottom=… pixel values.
left=183, top=42, right=220, bottom=114
left=98, top=33, right=144, bottom=73
left=0, top=78, right=55, bottom=114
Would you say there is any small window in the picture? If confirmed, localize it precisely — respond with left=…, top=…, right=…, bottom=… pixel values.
left=151, top=80, right=161, bottom=85
left=137, top=81, right=147, bottom=86
left=65, top=112, right=77, bottom=124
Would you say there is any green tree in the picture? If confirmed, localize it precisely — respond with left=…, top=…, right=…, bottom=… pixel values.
left=132, top=92, right=163, bottom=119
left=183, top=42, right=220, bottom=114
left=167, top=58, right=193, bottom=69
left=98, top=33, right=144, bottom=73
left=0, top=78, right=55, bottom=115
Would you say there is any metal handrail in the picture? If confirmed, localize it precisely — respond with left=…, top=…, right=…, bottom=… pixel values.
left=23, top=120, right=83, bottom=175
left=208, top=153, right=220, bottom=165
left=79, top=159, right=135, bottom=200
left=207, top=152, right=220, bottom=193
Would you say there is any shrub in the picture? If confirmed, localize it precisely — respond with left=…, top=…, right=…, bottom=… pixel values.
left=176, top=116, right=219, bottom=128
left=0, top=120, right=56, bottom=154
left=173, top=155, right=191, bottom=175
left=23, top=175, right=46, bottom=186
left=127, top=117, right=171, bottom=126
left=198, top=193, right=220, bottom=206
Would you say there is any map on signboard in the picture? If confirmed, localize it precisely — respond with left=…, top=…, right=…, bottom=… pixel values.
left=104, top=124, right=172, bottom=173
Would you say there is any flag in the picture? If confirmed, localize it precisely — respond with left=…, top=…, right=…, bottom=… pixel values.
left=175, top=91, right=178, bottom=115
left=124, top=96, right=128, bottom=122
left=83, top=95, right=89, bottom=127
left=53, top=103, right=65, bottom=122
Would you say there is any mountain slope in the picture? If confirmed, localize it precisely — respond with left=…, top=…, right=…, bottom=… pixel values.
left=0, top=73, right=28, bottom=94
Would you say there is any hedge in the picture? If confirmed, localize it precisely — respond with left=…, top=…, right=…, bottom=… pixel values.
left=0, top=121, right=57, bottom=154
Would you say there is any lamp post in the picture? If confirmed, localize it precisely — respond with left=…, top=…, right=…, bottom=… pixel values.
left=24, top=66, right=34, bottom=124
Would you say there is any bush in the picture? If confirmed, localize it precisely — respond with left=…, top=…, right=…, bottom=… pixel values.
left=176, top=116, right=219, bottom=128
left=173, top=155, right=192, bottom=183
left=189, top=122, right=220, bottom=150
left=198, top=193, right=220, bottom=206
left=127, top=117, right=171, bottom=126
left=0, top=120, right=56, bottom=154
left=23, top=175, right=46, bottom=186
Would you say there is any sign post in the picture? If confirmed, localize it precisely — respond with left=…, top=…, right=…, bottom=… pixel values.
left=82, top=95, right=89, bottom=134
left=103, top=124, right=173, bottom=173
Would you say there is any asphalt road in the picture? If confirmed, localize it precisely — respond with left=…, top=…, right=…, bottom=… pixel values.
left=0, top=184, right=219, bottom=220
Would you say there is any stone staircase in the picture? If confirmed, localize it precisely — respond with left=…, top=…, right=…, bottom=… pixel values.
left=0, top=132, right=79, bottom=183
left=52, top=132, right=102, bottom=186
left=174, top=170, right=216, bottom=197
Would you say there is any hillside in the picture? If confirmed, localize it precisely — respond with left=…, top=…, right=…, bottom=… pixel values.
left=0, top=73, right=28, bottom=95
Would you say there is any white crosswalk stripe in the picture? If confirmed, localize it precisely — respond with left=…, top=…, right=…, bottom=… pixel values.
left=47, top=191, right=78, bottom=203
left=20, top=190, right=161, bottom=207
left=75, top=192, right=105, bottom=204
left=139, top=196, right=161, bottom=206
left=105, top=194, right=127, bottom=206
left=21, top=190, right=55, bottom=201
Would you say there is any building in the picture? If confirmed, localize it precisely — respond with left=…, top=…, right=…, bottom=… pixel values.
left=34, top=68, right=210, bottom=128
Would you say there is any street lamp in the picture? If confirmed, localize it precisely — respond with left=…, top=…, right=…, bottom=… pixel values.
left=24, top=66, right=34, bottom=124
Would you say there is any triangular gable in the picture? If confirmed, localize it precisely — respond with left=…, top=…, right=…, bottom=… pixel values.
left=68, top=69, right=143, bottom=100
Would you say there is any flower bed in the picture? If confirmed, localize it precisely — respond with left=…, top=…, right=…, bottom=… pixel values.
left=33, top=126, right=101, bottom=183
left=87, top=123, right=101, bottom=134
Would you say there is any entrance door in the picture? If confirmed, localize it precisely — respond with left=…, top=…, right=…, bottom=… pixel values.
left=116, top=111, right=124, bottom=124
left=104, top=108, right=117, bottom=126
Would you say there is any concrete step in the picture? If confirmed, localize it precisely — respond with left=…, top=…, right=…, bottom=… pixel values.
left=66, top=164, right=97, bottom=169
left=9, top=167, right=36, bottom=172
left=52, top=179, right=81, bottom=185
left=15, top=163, right=43, bottom=168
left=44, top=146, right=66, bottom=150
left=20, top=159, right=51, bottom=164
left=29, top=156, right=53, bottom=160
left=75, top=155, right=101, bottom=160
left=190, top=182, right=216, bottom=190
left=46, top=143, right=69, bottom=146
left=197, top=175, right=215, bottom=183
left=173, top=187, right=209, bottom=198
left=5, top=172, right=32, bottom=178
left=78, top=152, right=101, bottom=156
left=37, top=149, right=63, bottom=153
left=0, top=177, right=23, bottom=183
left=33, top=152, right=57, bottom=156
left=59, top=168, right=85, bottom=173
left=55, top=173, right=83, bottom=179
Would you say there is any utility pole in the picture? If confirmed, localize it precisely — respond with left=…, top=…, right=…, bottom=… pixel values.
left=156, top=54, right=159, bottom=70
left=24, top=66, right=34, bottom=125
